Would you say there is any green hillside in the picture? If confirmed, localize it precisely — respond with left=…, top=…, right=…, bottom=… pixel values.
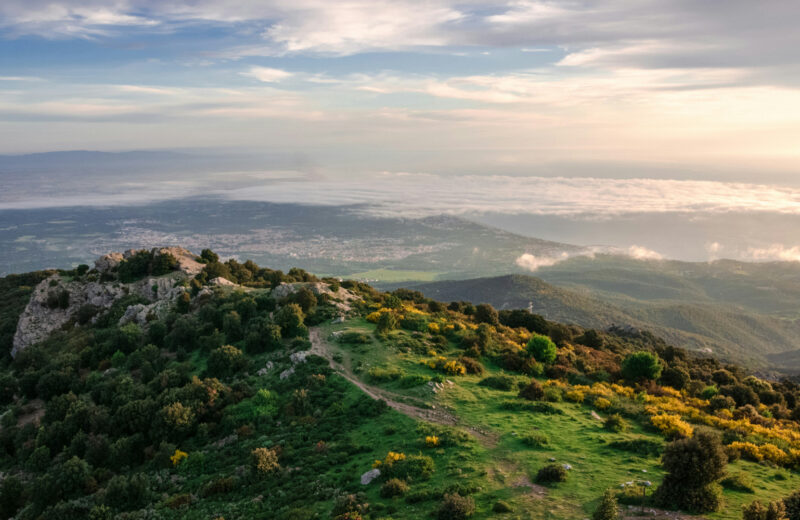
left=2, top=252, right=800, bottom=520
left=406, top=274, right=800, bottom=370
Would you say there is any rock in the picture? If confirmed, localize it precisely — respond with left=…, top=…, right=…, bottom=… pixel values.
left=257, top=368, right=269, bottom=376
left=549, top=457, right=556, bottom=462
left=155, top=247, right=204, bottom=276
left=290, top=351, right=310, bottom=364
left=360, top=469, right=381, bottom=485
left=590, top=411, right=603, bottom=421
left=95, top=252, right=124, bottom=273
left=210, top=277, right=236, bottom=287
left=279, top=367, right=295, bottom=380
left=562, top=464, right=572, bottom=470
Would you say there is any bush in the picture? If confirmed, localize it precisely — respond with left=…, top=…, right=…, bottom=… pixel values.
left=621, top=352, right=662, bottom=381
left=593, top=489, right=619, bottom=520
left=721, top=472, right=755, bottom=493
left=520, top=431, right=549, bottom=448
left=437, top=493, right=475, bottom=520
left=604, top=414, right=627, bottom=432
left=743, top=500, right=787, bottom=520
left=207, top=345, right=247, bottom=378
left=382, top=454, right=435, bottom=481
left=252, top=447, right=280, bottom=476
left=478, top=375, right=516, bottom=391
left=784, top=490, right=800, bottom=520
left=339, top=332, right=371, bottom=344
left=493, top=500, right=513, bottom=513
left=458, top=357, right=484, bottom=375
left=518, top=380, right=544, bottom=401
left=527, top=335, right=557, bottom=365
left=535, top=464, right=567, bottom=484
left=653, top=432, right=727, bottom=513
left=380, top=478, right=409, bottom=498
left=368, top=367, right=404, bottom=382
left=608, top=439, right=662, bottom=457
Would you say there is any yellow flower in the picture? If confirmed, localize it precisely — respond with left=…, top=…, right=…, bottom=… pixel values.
left=425, top=436, right=440, bottom=447
left=170, top=449, right=188, bottom=466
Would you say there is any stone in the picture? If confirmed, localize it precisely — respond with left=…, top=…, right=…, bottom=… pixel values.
left=360, top=469, right=381, bottom=485
left=290, top=351, right=310, bottom=364
left=280, top=367, right=295, bottom=380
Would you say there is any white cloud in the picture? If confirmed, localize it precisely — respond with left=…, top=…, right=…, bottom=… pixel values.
left=241, top=66, right=293, bottom=83
left=626, top=245, right=663, bottom=260
left=515, top=252, right=571, bottom=271
left=744, top=244, right=800, bottom=263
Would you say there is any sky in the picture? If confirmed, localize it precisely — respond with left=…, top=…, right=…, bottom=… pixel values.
left=2, top=1, right=800, bottom=263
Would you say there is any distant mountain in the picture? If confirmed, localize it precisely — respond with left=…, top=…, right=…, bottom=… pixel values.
left=406, top=274, right=800, bottom=370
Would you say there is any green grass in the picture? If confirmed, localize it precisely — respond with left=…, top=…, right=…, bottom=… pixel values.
left=323, top=318, right=800, bottom=519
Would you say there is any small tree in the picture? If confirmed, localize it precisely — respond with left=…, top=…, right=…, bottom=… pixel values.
left=275, top=303, right=306, bottom=338
left=252, top=447, right=280, bottom=476
left=653, top=431, right=727, bottom=513
left=744, top=500, right=788, bottom=520
left=376, top=312, right=398, bottom=335
left=593, top=489, right=619, bottom=520
left=474, top=304, right=499, bottom=326
left=527, top=334, right=557, bottom=365
left=621, top=352, right=662, bottom=381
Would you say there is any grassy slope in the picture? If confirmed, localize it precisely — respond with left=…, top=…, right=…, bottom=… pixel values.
left=406, top=274, right=800, bottom=369
left=318, top=319, right=800, bottom=520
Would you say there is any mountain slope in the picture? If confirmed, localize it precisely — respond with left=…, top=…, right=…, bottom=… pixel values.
left=406, top=274, right=800, bottom=369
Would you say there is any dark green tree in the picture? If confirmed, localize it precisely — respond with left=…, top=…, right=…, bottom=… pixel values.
left=621, top=352, right=663, bottom=381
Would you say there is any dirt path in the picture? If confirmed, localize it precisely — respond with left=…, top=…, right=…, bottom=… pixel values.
left=309, top=327, right=495, bottom=443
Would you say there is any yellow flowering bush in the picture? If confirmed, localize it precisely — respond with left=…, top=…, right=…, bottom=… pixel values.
left=443, top=360, right=466, bottom=376
left=374, top=451, right=406, bottom=468
left=759, top=443, right=789, bottom=465
left=170, top=449, right=188, bottom=466
left=727, top=441, right=763, bottom=462
left=428, top=322, right=440, bottom=334
left=610, top=384, right=636, bottom=399
left=594, top=397, right=612, bottom=410
left=565, top=390, right=585, bottom=403
left=650, top=413, right=693, bottom=438
left=425, top=436, right=439, bottom=447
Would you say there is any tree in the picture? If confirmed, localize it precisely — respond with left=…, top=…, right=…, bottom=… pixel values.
left=784, top=490, right=800, bottom=520
left=527, top=334, right=557, bottom=365
left=275, top=303, right=306, bottom=338
left=376, top=311, right=398, bottom=335
left=621, top=352, right=662, bottom=381
left=744, top=500, right=787, bottom=520
left=207, top=345, right=247, bottom=378
left=593, top=489, right=619, bottom=520
left=653, top=431, right=727, bottom=512
left=660, top=366, right=690, bottom=390
left=200, top=249, right=219, bottom=263
left=474, top=304, right=499, bottom=326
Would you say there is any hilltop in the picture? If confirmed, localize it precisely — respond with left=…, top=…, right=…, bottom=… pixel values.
left=1, top=249, right=800, bottom=519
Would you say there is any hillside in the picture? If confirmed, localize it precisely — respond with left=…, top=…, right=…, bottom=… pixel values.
left=404, top=275, right=800, bottom=371
left=2, top=249, right=800, bottom=519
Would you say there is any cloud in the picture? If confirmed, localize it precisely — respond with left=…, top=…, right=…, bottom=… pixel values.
left=515, top=252, right=570, bottom=271
left=626, top=245, right=663, bottom=260
left=241, top=66, right=293, bottom=83
left=744, top=244, right=800, bottom=263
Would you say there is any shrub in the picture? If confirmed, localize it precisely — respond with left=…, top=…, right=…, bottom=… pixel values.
left=474, top=304, right=499, bottom=326
left=784, top=490, right=800, bottom=520
left=593, top=489, right=619, bottom=520
left=520, top=431, right=549, bottom=448
left=478, top=375, right=516, bottom=391
left=608, top=439, right=662, bottom=457
left=458, top=357, right=484, bottom=375
left=743, top=500, right=787, bottom=520
left=339, top=332, right=371, bottom=344
left=380, top=479, right=409, bottom=498
left=621, top=352, right=662, bottom=381
left=604, top=414, right=627, bottom=432
left=437, top=493, right=475, bottom=520
left=536, top=464, right=568, bottom=484
left=207, top=345, right=247, bottom=378
left=565, top=389, right=585, bottom=403
left=518, top=380, right=544, bottom=401
left=200, top=477, right=237, bottom=497
left=252, top=447, right=280, bottom=476
left=382, top=454, right=435, bottom=481
left=594, top=397, right=612, bottom=410
left=527, top=335, right=557, bottom=365
left=653, top=432, right=727, bottom=513
left=720, top=472, right=755, bottom=493
left=650, top=413, right=693, bottom=439
left=368, top=367, right=404, bottom=382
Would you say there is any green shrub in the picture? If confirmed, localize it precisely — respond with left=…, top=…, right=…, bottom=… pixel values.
left=604, top=413, right=627, bottom=432
left=536, top=464, right=567, bottom=484
left=383, top=454, right=435, bottom=481
left=784, top=490, right=800, bottom=520
left=520, top=431, right=549, bottom=448
left=518, top=380, right=544, bottom=401
left=743, top=500, right=787, bottom=520
left=608, top=438, right=662, bottom=457
left=437, top=493, right=475, bottom=520
left=493, top=500, right=513, bottom=513
left=721, top=472, right=755, bottom=493
left=380, top=478, right=409, bottom=498
left=399, top=374, right=430, bottom=388
left=593, top=489, right=619, bottom=520
left=200, top=476, right=237, bottom=497
left=368, top=367, right=404, bottom=382
left=339, top=331, right=371, bottom=344
left=621, top=352, right=662, bottom=381
left=458, top=356, right=484, bottom=375
left=478, top=375, right=517, bottom=391
left=527, top=334, right=557, bottom=364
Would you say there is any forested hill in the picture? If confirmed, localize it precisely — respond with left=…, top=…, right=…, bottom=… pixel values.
left=404, top=274, right=800, bottom=371
left=2, top=248, right=800, bottom=519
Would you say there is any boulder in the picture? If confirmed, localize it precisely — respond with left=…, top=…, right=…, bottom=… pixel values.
left=360, top=469, right=381, bottom=485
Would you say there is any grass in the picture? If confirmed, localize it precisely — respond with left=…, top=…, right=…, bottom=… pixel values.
left=318, top=318, right=800, bottom=519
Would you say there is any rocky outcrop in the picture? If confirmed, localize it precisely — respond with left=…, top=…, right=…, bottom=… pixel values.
left=12, top=249, right=195, bottom=356
left=271, top=282, right=359, bottom=313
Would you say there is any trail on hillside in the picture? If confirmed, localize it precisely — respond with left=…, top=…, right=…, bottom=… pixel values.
left=309, top=327, right=495, bottom=444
